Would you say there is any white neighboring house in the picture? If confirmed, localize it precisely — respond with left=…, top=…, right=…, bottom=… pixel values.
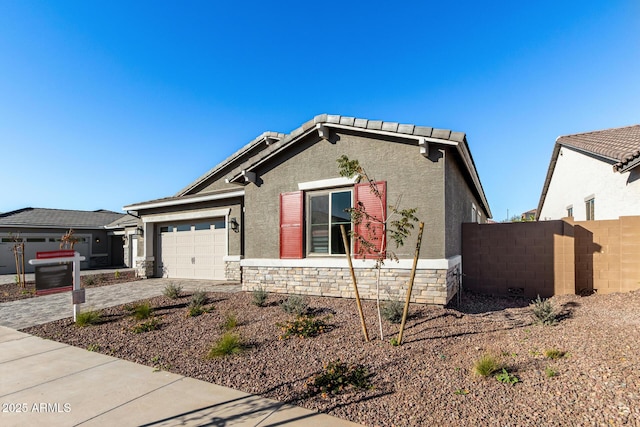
left=537, top=125, right=640, bottom=221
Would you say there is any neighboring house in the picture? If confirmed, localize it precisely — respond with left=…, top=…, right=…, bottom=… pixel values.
left=521, top=209, right=537, bottom=221
left=124, top=114, right=491, bottom=305
left=0, top=208, right=136, bottom=274
left=537, top=125, right=640, bottom=221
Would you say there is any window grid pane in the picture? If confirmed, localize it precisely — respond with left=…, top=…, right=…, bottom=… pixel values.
left=308, top=190, right=351, bottom=255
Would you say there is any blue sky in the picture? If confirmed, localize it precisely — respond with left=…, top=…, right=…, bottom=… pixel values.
left=1, top=1, right=638, bottom=221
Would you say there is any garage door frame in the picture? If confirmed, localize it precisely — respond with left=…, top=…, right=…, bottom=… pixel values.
left=142, top=208, right=230, bottom=279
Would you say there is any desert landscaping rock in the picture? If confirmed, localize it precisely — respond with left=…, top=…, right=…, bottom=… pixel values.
left=23, top=289, right=640, bottom=426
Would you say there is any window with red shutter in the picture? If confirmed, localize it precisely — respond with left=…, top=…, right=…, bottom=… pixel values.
left=280, top=191, right=303, bottom=259
left=353, top=181, right=387, bottom=259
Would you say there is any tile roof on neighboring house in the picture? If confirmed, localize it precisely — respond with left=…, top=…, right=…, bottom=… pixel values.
left=0, top=208, right=129, bottom=229
left=536, top=124, right=640, bottom=219
left=556, top=125, right=640, bottom=172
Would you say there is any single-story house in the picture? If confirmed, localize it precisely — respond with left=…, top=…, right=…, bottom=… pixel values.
left=124, top=114, right=491, bottom=305
left=0, top=208, right=136, bottom=274
left=537, top=125, right=640, bottom=221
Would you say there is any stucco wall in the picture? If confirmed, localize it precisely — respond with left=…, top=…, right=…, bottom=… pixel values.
left=444, top=151, right=485, bottom=258
left=539, top=146, right=640, bottom=220
left=244, top=130, right=448, bottom=260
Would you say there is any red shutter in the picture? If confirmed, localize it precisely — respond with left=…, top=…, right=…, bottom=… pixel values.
left=280, top=191, right=303, bottom=259
left=354, top=181, right=386, bottom=259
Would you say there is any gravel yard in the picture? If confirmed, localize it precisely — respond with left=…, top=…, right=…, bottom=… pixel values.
left=23, top=288, right=640, bottom=426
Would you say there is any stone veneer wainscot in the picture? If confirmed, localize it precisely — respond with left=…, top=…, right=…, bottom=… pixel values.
left=241, top=259, right=461, bottom=306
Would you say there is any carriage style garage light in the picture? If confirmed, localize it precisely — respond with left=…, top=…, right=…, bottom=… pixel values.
left=229, top=217, right=239, bottom=232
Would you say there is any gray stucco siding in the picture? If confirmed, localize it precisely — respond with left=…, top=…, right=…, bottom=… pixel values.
left=244, top=130, right=448, bottom=260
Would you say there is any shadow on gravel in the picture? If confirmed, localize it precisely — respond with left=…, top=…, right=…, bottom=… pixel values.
left=557, top=301, right=580, bottom=322
left=402, top=323, right=529, bottom=345
left=448, top=290, right=530, bottom=315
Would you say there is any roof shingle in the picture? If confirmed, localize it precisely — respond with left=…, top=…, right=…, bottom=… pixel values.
left=0, top=208, right=129, bottom=229
left=557, top=125, right=640, bottom=171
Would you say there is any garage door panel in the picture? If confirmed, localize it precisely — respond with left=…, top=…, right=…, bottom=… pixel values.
left=158, top=220, right=226, bottom=280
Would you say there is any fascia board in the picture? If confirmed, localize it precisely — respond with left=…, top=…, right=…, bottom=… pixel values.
left=123, top=190, right=244, bottom=211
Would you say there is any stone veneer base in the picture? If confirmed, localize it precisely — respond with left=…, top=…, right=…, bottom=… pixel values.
left=241, top=263, right=461, bottom=306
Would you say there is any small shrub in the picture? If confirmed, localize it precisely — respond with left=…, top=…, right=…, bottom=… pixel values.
left=223, top=312, right=238, bottom=331
left=545, top=366, right=558, bottom=378
left=190, top=289, right=208, bottom=307
left=381, top=299, right=404, bottom=324
left=83, top=276, right=95, bottom=287
left=114, top=270, right=121, bottom=279
left=306, top=360, right=371, bottom=397
left=163, top=283, right=183, bottom=299
left=252, top=286, right=269, bottom=307
left=186, top=290, right=209, bottom=317
left=207, top=333, right=243, bottom=358
left=495, top=368, right=519, bottom=385
left=126, top=301, right=154, bottom=320
left=76, top=310, right=102, bottom=327
left=132, top=318, right=159, bottom=333
left=473, top=354, right=500, bottom=377
left=281, top=295, right=308, bottom=316
left=278, top=315, right=328, bottom=339
left=530, top=295, right=557, bottom=325
left=187, top=304, right=206, bottom=317
left=87, top=343, right=100, bottom=352
left=544, top=348, right=566, bottom=360
left=454, top=389, right=469, bottom=395
left=390, top=337, right=399, bottom=346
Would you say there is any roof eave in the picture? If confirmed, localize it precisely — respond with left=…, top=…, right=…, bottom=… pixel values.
left=123, top=190, right=245, bottom=211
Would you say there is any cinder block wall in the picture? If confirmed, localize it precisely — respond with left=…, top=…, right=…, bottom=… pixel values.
left=462, top=216, right=640, bottom=297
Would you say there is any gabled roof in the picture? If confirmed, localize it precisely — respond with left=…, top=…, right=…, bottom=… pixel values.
left=556, top=125, right=640, bottom=172
left=0, top=208, right=130, bottom=230
left=176, top=131, right=285, bottom=196
left=127, top=114, right=492, bottom=218
left=536, top=125, right=640, bottom=219
left=211, top=113, right=490, bottom=217
left=123, top=188, right=245, bottom=211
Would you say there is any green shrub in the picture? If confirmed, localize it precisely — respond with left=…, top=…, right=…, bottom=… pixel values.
left=495, top=368, right=519, bottom=385
left=277, top=315, right=328, bottom=339
left=223, top=312, right=238, bottom=331
left=252, top=286, right=269, bottom=307
left=126, top=301, right=154, bottom=320
left=530, top=295, right=557, bottom=325
left=83, top=276, right=95, bottom=287
left=132, top=318, right=159, bottom=333
left=187, top=303, right=206, bottom=317
left=207, top=333, right=243, bottom=358
left=381, top=300, right=404, bottom=324
left=190, top=289, right=208, bottom=307
left=76, top=310, right=102, bottom=327
left=473, top=354, right=500, bottom=377
left=163, top=283, right=182, bottom=299
left=281, top=295, right=308, bottom=316
left=114, top=270, right=121, bottom=279
left=306, top=360, right=371, bottom=397
left=87, top=343, right=100, bottom=352
left=544, top=348, right=566, bottom=360
left=545, top=366, right=558, bottom=378
left=186, top=290, right=209, bottom=317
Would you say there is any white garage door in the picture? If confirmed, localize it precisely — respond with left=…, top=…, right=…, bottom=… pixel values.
left=157, top=219, right=226, bottom=280
left=0, top=234, right=90, bottom=274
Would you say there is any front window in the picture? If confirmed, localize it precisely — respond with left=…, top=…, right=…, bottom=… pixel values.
left=585, top=198, right=595, bottom=220
left=308, top=189, right=352, bottom=254
left=567, top=206, right=573, bottom=218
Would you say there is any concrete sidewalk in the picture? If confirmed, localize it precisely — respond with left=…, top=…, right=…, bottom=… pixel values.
left=0, top=326, right=360, bottom=427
